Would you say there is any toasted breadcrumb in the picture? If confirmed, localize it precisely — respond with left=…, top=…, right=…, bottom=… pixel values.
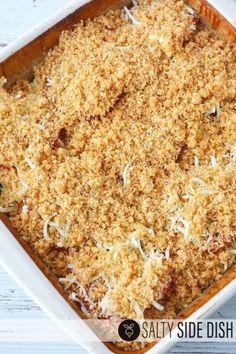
left=0, top=0, right=236, bottom=336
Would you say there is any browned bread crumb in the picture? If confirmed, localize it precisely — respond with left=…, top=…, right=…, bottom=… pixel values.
left=0, top=0, right=235, bottom=322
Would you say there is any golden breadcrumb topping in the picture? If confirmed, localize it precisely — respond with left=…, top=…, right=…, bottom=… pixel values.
left=0, top=0, right=236, bottom=325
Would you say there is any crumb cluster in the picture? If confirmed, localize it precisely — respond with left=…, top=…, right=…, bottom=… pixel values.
left=0, top=0, right=236, bottom=325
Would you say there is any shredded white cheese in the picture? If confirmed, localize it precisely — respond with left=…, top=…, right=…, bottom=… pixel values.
left=122, top=160, right=134, bottom=188
left=37, top=123, right=45, bottom=131
left=147, top=249, right=163, bottom=267
left=25, top=157, right=36, bottom=169
left=169, top=202, right=178, bottom=212
left=204, top=103, right=221, bottom=118
left=67, top=263, right=74, bottom=270
left=170, top=215, right=190, bottom=239
left=210, top=156, right=217, bottom=168
left=46, top=78, right=54, bottom=87
left=69, top=291, right=78, bottom=301
left=112, top=245, right=121, bottom=260
left=186, top=5, right=195, bottom=16
left=165, top=246, right=170, bottom=261
left=199, top=189, right=214, bottom=195
left=0, top=206, right=14, bottom=213
left=96, top=242, right=113, bottom=251
left=202, top=230, right=213, bottom=242
left=16, top=167, right=28, bottom=193
left=167, top=194, right=179, bottom=212
left=130, top=299, right=144, bottom=319
left=15, top=92, right=22, bottom=100
left=43, top=212, right=57, bottom=239
left=22, top=205, right=29, bottom=214
left=194, top=156, right=200, bottom=168
left=59, top=276, right=77, bottom=285
left=191, top=177, right=205, bottom=185
left=124, top=6, right=140, bottom=26
left=152, top=300, right=164, bottom=311
left=64, top=221, right=71, bottom=235
left=182, top=194, right=191, bottom=200
left=148, top=34, right=166, bottom=45
left=220, top=261, right=228, bottom=272
left=99, top=292, right=110, bottom=315
left=60, top=277, right=94, bottom=310
left=90, top=274, right=111, bottom=289
left=49, top=221, right=66, bottom=237
left=183, top=178, right=206, bottom=200
left=76, top=281, right=91, bottom=301
left=190, top=23, right=196, bottom=31
left=69, top=292, right=90, bottom=316
left=146, top=227, right=154, bottom=235
left=49, top=220, right=70, bottom=238
left=158, top=36, right=165, bottom=44
left=0, top=77, right=7, bottom=85
left=130, top=231, right=146, bottom=258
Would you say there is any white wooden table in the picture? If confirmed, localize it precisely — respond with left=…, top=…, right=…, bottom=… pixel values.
left=0, top=1, right=235, bottom=353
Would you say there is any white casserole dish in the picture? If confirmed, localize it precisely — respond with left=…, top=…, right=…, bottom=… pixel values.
left=0, top=1, right=236, bottom=353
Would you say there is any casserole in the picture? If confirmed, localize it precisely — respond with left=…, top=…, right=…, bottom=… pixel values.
left=0, top=0, right=236, bottom=353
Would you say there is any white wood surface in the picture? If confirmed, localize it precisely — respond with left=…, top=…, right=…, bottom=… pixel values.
left=0, top=1, right=235, bottom=353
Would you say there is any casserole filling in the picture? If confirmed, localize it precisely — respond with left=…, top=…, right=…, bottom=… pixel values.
left=0, top=0, right=236, bottom=323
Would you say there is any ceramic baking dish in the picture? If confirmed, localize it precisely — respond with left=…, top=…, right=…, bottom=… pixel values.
left=0, top=1, right=236, bottom=353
